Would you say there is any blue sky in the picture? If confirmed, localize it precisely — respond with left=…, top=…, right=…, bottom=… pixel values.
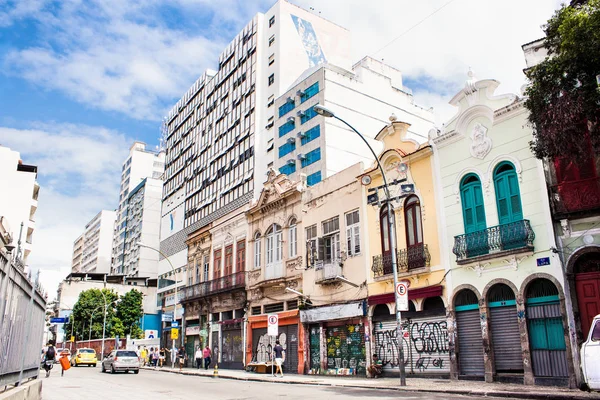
left=0, top=0, right=560, bottom=296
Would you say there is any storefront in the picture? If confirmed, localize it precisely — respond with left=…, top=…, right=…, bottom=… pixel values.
left=301, top=302, right=367, bottom=376
left=219, top=319, right=244, bottom=369
left=369, top=286, right=450, bottom=377
left=246, top=310, right=304, bottom=374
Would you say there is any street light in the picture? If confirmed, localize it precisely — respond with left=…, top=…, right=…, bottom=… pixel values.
left=137, top=241, right=178, bottom=369
left=313, top=104, right=407, bottom=386
left=99, top=290, right=108, bottom=361
left=89, top=305, right=102, bottom=341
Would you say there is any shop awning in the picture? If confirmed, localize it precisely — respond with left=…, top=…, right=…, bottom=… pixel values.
left=368, top=285, right=443, bottom=306
left=300, top=301, right=365, bottom=323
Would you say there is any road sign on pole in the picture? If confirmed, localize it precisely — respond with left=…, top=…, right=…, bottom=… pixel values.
left=171, top=321, right=179, bottom=328
left=50, top=317, right=68, bottom=324
left=267, top=314, right=278, bottom=336
left=396, top=282, right=409, bottom=311
left=171, top=328, right=179, bottom=340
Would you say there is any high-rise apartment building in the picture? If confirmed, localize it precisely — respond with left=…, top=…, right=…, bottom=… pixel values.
left=73, top=210, right=116, bottom=274
left=273, top=57, right=435, bottom=185
left=111, top=142, right=165, bottom=277
left=0, top=145, right=40, bottom=265
left=158, top=0, right=352, bottom=308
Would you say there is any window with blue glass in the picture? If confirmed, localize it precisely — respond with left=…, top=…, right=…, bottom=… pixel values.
left=279, top=162, right=296, bottom=176
left=300, top=107, right=318, bottom=124
left=307, top=171, right=322, bottom=186
left=300, top=82, right=319, bottom=104
left=278, top=120, right=295, bottom=137
left=301, top=147, right=321, bottom=168
left=278, top=101, right=295, bottom=118
left=301, top=125, right=320, bottom=145
left=278, top=141, right=296, bottom=158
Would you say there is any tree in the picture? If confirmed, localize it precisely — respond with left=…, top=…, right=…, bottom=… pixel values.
left=116, top=289, right=144, bottom=338
left=63, top=288, right=119, bottom=341
left=524, top=0, right=600, bottom=162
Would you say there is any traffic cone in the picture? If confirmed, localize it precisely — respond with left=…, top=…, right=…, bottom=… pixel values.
left=213, top=363, right=218, bottom=378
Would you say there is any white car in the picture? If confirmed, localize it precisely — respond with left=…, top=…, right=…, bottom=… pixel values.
left=581, top=314, right=600, bottom=390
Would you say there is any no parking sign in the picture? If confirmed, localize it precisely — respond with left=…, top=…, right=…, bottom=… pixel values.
left=396, top=282, right=409, bottom=311
left=267, top=314, right=279, bottom=336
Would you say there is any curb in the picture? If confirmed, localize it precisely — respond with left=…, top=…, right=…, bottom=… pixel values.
left=140, top=367, right=597, bottom=400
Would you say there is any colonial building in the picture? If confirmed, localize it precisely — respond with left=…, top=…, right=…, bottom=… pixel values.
left=182, top=210, right=248, bottom=369
left=245, top=170, right=305, bottom=374
left=361, top=118, right=447, bottom=378
left=299, top=163, right=369, bottom=375
left=431, top=74, right=575, bottom=386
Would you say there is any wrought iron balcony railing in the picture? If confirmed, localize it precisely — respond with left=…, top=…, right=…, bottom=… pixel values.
left=549, top=177, right=600, bottom=216
left=371, top=244, right=431, bottom=278
left=182, top=271, right=245, bottom=301
left=452, top=219, right=535, bottom=264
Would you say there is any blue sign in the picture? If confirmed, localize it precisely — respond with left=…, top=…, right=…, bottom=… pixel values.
left=171, top=321, right=179, bottom=328
left=537, top=257, right=551, bottom=267
left=50, top=317, right=68, bottom=324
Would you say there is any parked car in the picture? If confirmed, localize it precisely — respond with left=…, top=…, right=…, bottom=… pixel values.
left=581, top=314, right=600, bottom=390
left=55, top=348, right=71, bottom=364
left=101, top=350, right=140, bottom=374
left=71, top=348, right=97, bottom=367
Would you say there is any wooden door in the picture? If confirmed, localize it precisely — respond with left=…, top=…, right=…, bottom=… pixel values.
left=225, top=245, right=233, bottom=276
left=576, top=272, right=600, bottom=339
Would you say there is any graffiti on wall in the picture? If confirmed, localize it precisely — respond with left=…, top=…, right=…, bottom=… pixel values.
left=324, top=324, right=366, bottom=374
left=254, top=332, right=287, bottom=363
left=373, top=317, right=450, bottom=373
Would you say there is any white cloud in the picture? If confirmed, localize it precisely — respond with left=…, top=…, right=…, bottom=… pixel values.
left=0, top=123, right=130, bottom=297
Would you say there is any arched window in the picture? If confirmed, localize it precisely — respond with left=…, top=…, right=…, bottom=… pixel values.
left=379, top=205, right=396, bottom=255
left=289, top=218, right=297, bottom=258
left=460, top=174, right=486, bottom=233
left=493, top=162, right=523, bottom=224
left=404, top=195, right=423, bottom=248
left=253, top=231, right=261, bottom=269
left=265, top=224, right=282, bottom=279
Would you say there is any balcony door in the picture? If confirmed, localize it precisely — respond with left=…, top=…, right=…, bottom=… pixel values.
left=460, top=174, right=487, bottom=257
left=379, top=204, right=397, bottom=274
left=265, top=224, right=282, bottom=279
left=404, top=195, right=425, bottom=269
left=493, top=162, right=523, bottom=224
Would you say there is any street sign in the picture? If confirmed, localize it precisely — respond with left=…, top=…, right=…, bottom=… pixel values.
left=50, top=317, right=68, bottom=324
left=267, top=314, right=279, bottom=336
left=396, top=282, right=409, bottom=311
left=171, top=321, right=179, bottom=328
left=70, top=336, right=75, bottom=342
left=537, top=257, right=551, bottom=267
left=162, top=313, right=173, bottom=322
left=145, top=330, right=157, bottom=339
left=171, top=328, right=179, bottom=340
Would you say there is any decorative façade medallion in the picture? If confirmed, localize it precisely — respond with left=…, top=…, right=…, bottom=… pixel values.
left=469, top=122, right=492, bottom=160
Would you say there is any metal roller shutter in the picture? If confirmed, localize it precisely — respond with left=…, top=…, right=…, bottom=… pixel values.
left=324, top=323, right=366, bottom=375
left=456, top=310, right=485, bottom=376
left=489, top=306, right=523, bottom=372
left=251, top=325, right=298, bottom=374
left=221, top=323, right=243, bottom=369
left=309, top=325, right=320, bottom=372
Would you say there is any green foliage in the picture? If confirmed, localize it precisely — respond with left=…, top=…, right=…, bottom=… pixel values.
left=524, top=0, right=600, bottom=162
left=63, top=288, right=144, bottom=341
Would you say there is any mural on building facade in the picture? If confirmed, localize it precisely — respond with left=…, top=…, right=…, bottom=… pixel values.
left=291, top=15, right=327, bottom=67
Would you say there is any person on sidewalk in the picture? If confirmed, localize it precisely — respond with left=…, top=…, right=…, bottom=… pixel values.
left=159, top=348, right=165, bottom=367
left=195, top=346, right=203, bottom=369
left=203, top=345, right=211, bottom=370
left=273, top=340, right=285, bottom=378
left=368, top=353, right=383, bottom=378
left=177, top=346, right=186, bottom=371
left=140, top=347, right=148, bottom=366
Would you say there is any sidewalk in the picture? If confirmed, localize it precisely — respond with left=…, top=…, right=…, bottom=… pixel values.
left=141, top=365, right=600, bottom=400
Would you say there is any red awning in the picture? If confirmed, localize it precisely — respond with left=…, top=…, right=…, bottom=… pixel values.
left=368, top=285, right=443, bottom=306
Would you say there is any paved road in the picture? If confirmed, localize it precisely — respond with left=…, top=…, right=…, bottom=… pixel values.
left=41, top=366, right=520, bottom=400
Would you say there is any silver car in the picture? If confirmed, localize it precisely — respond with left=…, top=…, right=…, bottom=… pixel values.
left=101, top=350, right=140, bottom=374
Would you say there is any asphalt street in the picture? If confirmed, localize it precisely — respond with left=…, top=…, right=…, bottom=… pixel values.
left=40, top=365, right=525, bottom=400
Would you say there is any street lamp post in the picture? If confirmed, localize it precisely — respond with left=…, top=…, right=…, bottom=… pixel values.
left=90, top=305, right=101, bottom=341
left=100, top=290, right=108, bottom=361
left=313, top=104, right=407, bottom=386
left=137, top=241, right=178, bottom=369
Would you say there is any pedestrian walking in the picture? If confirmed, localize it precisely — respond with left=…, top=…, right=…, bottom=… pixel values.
left=195, top=346, right=203, bottom=369
left=159, top=348, right=165, bottom=367
left=140, top=347, right=148, bottom=366
left=273, top=340, right=285, bottom=378
left=202, top=345, right=211, bottom=370
left=59, top=349, right=70, bottom=377
left=177, top=346, right=186, bottom=371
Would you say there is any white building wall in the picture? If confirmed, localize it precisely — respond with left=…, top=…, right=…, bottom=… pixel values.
left=78, top=210, right=116, bottom=274
left=0, top=145, right=39, bottom=264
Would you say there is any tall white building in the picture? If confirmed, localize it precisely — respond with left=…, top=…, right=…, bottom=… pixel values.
left=0, top=145, right=39, bottom=265
left=158, top=0, right=352, bottom=313
left=111, top=142, right=165, bottom=277
left=73, top=210, right=116, bottom=274
left=272, top=57, right=435, bottom=185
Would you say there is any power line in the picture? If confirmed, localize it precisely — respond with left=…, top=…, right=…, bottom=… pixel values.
left=373, top=0, right=459, bottom=56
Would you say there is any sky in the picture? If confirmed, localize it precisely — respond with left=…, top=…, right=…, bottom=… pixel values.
left=0, top=0, right=562, bottom=298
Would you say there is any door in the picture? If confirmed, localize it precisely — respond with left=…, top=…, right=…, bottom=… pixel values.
left=456, top=309, right=485, bottom=376
left=576, top=272, right=600, bottom=338
left=324, top=322, right=366, bottom=375
left=582, top=318, right=600, bottom=390
left=252, top=325, right=298, bottom=373
left=379, top=205, right=396, bottom=274
left=221, top=322, right=243, bottom=369
left=213, top=249, right=222, bottom=280
left=489, top=305, right=523, bottom=373
left=309, top=325, right=321, bottom=373
left=404, top=196, right=425, bottom=269
left=494, top=163, right=525, bottom=249
left=460, top=175, right=488, bottom=257
left=224, top=245, right=233, bottom=276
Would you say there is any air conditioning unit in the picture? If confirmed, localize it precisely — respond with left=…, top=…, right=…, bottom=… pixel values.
left=297, top=153, right=306, bottom=160
left=297, top=131, right=306, bottom=138
left=287, top=116, right=295, bottom=124
left=286, top=96, right=294, bottom=104
left=286, top=137, right=295, bottom=144
left=297, top=110, right=306, bottom=118
left=296, top=89, right=305, bottom=97
left=286, top=159, right=296, bottom=166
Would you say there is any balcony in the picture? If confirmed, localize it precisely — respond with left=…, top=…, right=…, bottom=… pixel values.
left=182, top=271, right=245, bottom=302
left=549, top=177, right=600, bottom=217
left=452, top=219, right=535, bottom=265
left=371, top=244, right=431, bottom=278
left=315, top=261, right=343, bottom=284
left=264, top=261, right=284, bottom=280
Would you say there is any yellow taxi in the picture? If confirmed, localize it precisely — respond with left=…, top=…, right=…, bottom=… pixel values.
left=71, top=348, right=97, bottom=367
